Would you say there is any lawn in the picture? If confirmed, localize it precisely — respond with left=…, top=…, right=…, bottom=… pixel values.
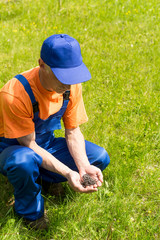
left=0, top=0, right=160, bottom=239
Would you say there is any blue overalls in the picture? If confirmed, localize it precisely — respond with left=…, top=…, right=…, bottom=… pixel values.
left=0, top=75, right=110, bottom=221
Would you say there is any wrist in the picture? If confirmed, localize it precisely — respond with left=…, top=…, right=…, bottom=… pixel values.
left=64, top=169, right=74, bottom=180
left=78, top=163, right=90, bottom=174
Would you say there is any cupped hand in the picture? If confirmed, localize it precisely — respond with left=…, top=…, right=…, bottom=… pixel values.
left=79, top=165, right=103, bottom=188
left=66, top=170, right=98, bottom=193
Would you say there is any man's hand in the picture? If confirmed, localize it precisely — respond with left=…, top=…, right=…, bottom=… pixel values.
left=65, top=127, right=103, bottom=190
left=79, top=165, right=103, bottom=188
left=66, top=170, right=99, bottom=193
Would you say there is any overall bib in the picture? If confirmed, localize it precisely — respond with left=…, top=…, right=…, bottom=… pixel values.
left=0, top=75, right=110, bottom=221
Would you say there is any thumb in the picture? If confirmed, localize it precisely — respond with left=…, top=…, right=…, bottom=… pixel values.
left=79, top=170, right=86, bottom=179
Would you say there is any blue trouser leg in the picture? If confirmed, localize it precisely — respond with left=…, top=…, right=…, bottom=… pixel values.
left=0, top=145, right=43, bottom=221
left=39, top=138, right=110, bottom=183
left=0, top=139, right=110, bottom=220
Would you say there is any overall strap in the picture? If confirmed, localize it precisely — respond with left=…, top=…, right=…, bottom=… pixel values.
left=62, top=90, right=70, bottom=114
left=14, top=74, right=39, bottom=121
left=63, top=90, right=70, bottom=101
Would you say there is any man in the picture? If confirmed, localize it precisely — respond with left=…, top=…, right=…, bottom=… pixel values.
left=0, top=34, right=110, bottom=229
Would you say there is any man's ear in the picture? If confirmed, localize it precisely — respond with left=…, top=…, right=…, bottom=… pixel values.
left=38, top=58, right=45, bottom=68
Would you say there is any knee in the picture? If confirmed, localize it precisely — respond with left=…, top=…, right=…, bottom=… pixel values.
left=91, top=147, right=110, bottom=171
left=86, top=141, right=110, bottom=171
left=4, top=146, right=41, bottom=177
left=97, top=148, right=110, bottom=171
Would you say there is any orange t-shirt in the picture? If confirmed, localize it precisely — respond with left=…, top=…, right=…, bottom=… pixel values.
left=0, top=67, right=88, bottom=138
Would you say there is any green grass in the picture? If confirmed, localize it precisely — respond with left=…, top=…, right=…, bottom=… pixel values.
left=0, top=0, right=160, bottom=239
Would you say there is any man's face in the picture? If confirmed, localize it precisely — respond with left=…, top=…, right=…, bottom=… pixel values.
left=50, top=72, right=71, bottom=94
left=42, top=63, right=71, bottom=94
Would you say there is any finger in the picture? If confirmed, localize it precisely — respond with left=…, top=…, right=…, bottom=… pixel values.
left=92, top=180, right=102, bottom=188
left=93, top=183, right=98, bottom=188
left=83, top=187, right=98, bottom=193
left=97, top=170, right=103, bottom=183
left=79, top=185, right=98, bottom=193
left=96, top=180, right=102, bottom=187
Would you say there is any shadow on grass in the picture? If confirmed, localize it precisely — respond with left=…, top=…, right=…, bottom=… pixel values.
left=0, top=175, right=14, bottom=219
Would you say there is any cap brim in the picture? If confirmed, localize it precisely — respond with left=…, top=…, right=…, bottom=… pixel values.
left=51, top=62, right=91, bottom=85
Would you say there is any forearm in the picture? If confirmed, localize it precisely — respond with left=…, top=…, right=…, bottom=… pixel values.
left=17, top=131, right=100, bottom=193
left=65, top=127, right=90, bottom=173
left=17, top=134, right=72, bottom=179
left=31, top=142, right=72, bottom=178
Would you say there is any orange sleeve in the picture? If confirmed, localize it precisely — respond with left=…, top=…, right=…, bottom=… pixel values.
left=62, top=84, right=88, bottom=129
left=1, top=92, right=35, bottom=138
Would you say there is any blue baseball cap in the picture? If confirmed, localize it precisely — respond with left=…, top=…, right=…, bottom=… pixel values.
left=40, top=34, right=91, bottom=85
